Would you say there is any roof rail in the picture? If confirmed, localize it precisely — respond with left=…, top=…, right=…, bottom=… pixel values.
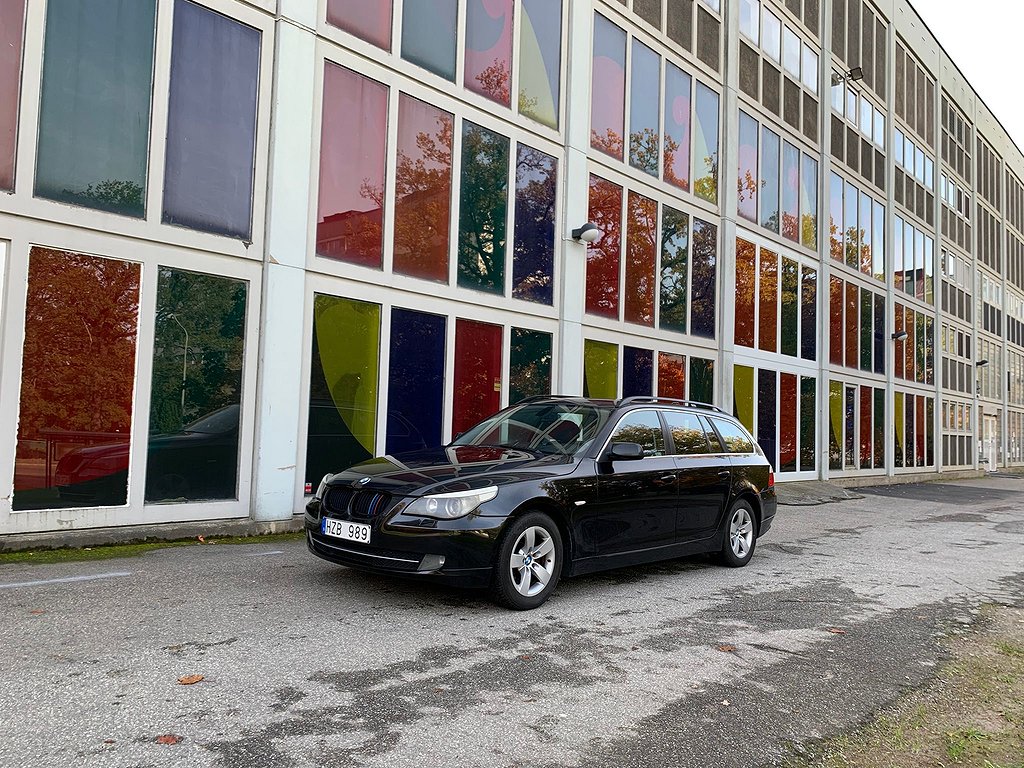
left=513, top=395, right=590, bottom=405
left=615, top=396, right=726, bottom=414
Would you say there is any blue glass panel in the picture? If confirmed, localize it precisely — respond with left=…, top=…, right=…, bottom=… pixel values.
left=622, top=347, right=653, bottom=397
left=689, top=218, right=717, bottom=339
left=163, top=0, right=260, bottom=239
left=512, top=144, right=556, bottom=304
left=387, top=309, right=445, bottom=454
left=401, top=0, right=458, bottom=81
left=757, top=368, right=777, bottom=468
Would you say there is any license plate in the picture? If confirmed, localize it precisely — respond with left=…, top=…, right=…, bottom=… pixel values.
left=321, top=518, right=371, bottom=544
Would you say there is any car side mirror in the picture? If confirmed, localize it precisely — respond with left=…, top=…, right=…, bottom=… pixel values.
left=608, top=442, right=645, bottom=461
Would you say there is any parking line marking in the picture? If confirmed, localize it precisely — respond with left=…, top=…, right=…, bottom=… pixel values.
left=0, top=571, right=133, bottom=590
left=245, top=550, right=285, bottom=557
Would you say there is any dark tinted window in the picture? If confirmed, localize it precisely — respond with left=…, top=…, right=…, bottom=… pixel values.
left=662, top=411, right=709, bottom=455
left=608, top=410, right=665, bottom=456
left=710, top=417, right=755, bottom=453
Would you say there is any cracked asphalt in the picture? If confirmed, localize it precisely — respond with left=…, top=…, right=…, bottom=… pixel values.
left=1, top=477, right=1023, bottom=768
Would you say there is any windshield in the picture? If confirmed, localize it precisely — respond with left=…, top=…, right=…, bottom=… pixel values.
left=451, top=403, right=612, bottom=456
left=184, top=405, right=240, bottom=435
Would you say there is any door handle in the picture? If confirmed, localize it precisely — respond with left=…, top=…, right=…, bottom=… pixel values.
left=658, top=475, right=676, bottom=483
left=718, top=470, right=730, bottom=478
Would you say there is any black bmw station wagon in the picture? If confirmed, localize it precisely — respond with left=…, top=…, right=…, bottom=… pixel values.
left=306, top=397, right=776, bottom=609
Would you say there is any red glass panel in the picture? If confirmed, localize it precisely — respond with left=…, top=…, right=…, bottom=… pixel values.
left=735, top=238, right=756, bottom=347
left=830, top=276, right=843, bottom=366
left=905, top=307, right=915, bottom=380
left=586, top=175, right=622, bottom=318
left=591, top=13, right=625, bottom=160
left=860, top=385, right=872, bottom=468
left=845, top=282, right=858, bottom=369
left=453, top=319, right=502, bottom=436
left=465, top=0, right=513, bottom=106
left=316, top=64, right=388, bottom=268
left=758, top=248, right=778, bottom=352
left=894, top=303, right=904, bottom=379
left=0, top=0, right=25, bottom=190
left=658, top=353, right=685, bottom=398
left=393, top=94, right=453, bottom=282
left=624, top=191, right=656, bottom=326
left=14, top=248, right=141, bottom=510
left=916, top=394, right=926, bottom=465
left=780, top=373, right=797, bottom=472
left=326, top=0, right=392, bottom=50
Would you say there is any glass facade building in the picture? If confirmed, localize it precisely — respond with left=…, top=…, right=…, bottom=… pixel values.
left=1, top=0, right=1023, bottom=534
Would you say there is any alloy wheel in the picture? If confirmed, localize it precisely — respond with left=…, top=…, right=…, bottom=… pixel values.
left=509, top=525, right=556, bottom=597
left=729, top=507, right=754, bottom=559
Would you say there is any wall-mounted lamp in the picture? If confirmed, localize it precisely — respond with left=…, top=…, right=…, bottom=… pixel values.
left=831, top=66, right=864, bottom=87
left=891, top=330, right=909, bottom=342
left=976, top=359, right=990, bottom=367
left=571, top=222, right=601, bottom=244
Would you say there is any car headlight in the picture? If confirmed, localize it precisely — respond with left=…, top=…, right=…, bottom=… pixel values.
left=315, top=474, right=331, bottom=500
left=404, top=486, right=498, bottom=520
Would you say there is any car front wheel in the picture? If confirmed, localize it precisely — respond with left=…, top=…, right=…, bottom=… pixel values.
left=719, top=499, right=757, bottom=567
left=490, top=512, right=563, bottom=610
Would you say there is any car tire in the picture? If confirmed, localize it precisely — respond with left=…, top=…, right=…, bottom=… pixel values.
left=718, top=499, right=758, bottom=567
left=490, top=512, right=563, bottom=610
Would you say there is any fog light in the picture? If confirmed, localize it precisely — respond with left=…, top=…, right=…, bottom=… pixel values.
left=418, top=554, right=446, bottom=572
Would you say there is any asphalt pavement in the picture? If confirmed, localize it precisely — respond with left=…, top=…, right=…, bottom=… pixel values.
left=1, top=477, right=1023, bottom=768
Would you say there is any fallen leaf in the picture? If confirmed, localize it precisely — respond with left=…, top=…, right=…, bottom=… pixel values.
left=177, top=675, right=204, bottom=685
left=155, top=734, right=182, bottom=745
left=102, top=739, right=115, bottom=745
left=30, top=610, right=44, bottom=615
left=717, top=644, right=738, bottom=653
left=519, top=654, right=531, bottom=660
left=197, top=535, right=206, bottom=543
left=826, top=628, right=847, bottom=635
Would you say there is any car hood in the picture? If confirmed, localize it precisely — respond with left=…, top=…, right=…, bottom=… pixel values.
left=326, top=446, right=579, bottom=496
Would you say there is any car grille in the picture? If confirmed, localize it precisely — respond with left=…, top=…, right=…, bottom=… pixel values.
left=350, top=491, right=391, bottom=519
left=323, top=487, right=353, bottom=515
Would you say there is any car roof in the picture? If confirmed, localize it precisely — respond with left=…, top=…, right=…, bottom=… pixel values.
left=514, top=395, right=728, bottom=417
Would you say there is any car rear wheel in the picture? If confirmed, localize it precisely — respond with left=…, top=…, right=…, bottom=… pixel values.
left=490, top=512, right=563, bottom=610
left=718, top=499, right=757, bottom=567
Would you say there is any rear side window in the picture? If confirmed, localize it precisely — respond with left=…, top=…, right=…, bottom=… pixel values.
left=662, top=411, right=710, bottom=455
left=608, top=410, right=666, bottom=456
left=710, top=417, right=755, bottom=454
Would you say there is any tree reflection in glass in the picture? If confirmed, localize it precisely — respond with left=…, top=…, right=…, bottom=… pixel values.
left=458, top=122, right=509, bottom=294
left=512, top=145, right=556, bottom=304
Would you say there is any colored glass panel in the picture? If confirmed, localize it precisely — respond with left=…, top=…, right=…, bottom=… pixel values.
left=845, top=282, right=858, bottom=369
left=894, top=392, right=905, bottom=468
left=624, top=192, right=656, bottom=326
left=925, top=316, right=934, bottom=385
left=844, top=386, right=855, bottom=469
left=927, top=398, right=935, bottom=466
left=800, top=377, right=815, bottom=472
left=689, top=357, right=714, bottom=404
left=925, top=235, right=934, bottom=304
left=163, top=0, right=259, bottom=238
left=36, top=0, right=155, bottom=217
left=844, top=180, right=859, bottom=268
left=801, top=155, right=817, bottom=249
left=402, top=0, right=457, bottom=80
left=916, top=313, right=926, bottom=384
left=916, top=395, right=926, bottom=465
left=586, top=175, right=622, bottom=318
left=733, top=365, right=755, bottom=432
left=394, top=94, right=454, bottom=282
left=512, top=144, right=556, bottom=304
left=873, top=294, right=885, bottom=375
left=829, top=172, right=843, bottom=262
left=693, top=82, right=719, bottom=203
left=316, top=64, right=388, bottom=267
left=761, top=127, right=780, bottom=232
left=0, top=0, right=25, bottom=191
left=859, top=385, right=872, bottom=467
left=14, top=248, right=141, bottom=510
left=905, top=306, right=915, bottom=380
left=829, top=276, right=843, bottom=366
left=894, top=217, right=904, bottom=292
left=801, top=267, right=817, bottom=361
left=904, top=393, right=915, bottom=467
left=690, top=219, right=717, bottom=339
left=781, top=258, right=798, bottom=357
left=465, top=0, right=513, bottom=106
left=663, top=63, right=691, bottom=191
left=737, top=111, right=758, bottom=222
left=860, top=288, right=872, bottom=372
left=591, top=14, right=626, bottom=160
left=458, top=121, right=509, bottom=294
left=859, top=191, right=872, bottom=273
left=453, top=319, right=502, bottom=435
left=658, top=353, right=685, bottom=399
left=914, top=229, right=925, bottom=301
left=519, top=0, right=561, bottom=128
left=780, top=373, right=797, bottom=472
left=630, top=41, right=660, bottom=176
left=306, top=295, right=380, bottom=487
left=828, top=380, right=843, bottom=470
left=903, top=220, right=914, bottom=297
left=781, top=141, right=799, bottom=242
left=326, top=0, right=392, bottom=49
left=387, top=309, right=445, bottom=455
left=759, top=249, right=778, bottom=352
left=147, top=269, right=247, bottom=504
left=584, top=340, right=618, bottom=399
left=872, top=200, right=885, bottom=281
left=874, top=388, right=885, bottom=468
left=894, top=303, right=905, bottom=379
left=660, top=205, right=690, bottom=333
left=623, top=347, right=654, bottom=397
left=757, top=369, right=777, bottom=469
left=509, top=328, right=552, bottom=404
left=734, top=238, right=756, bottom=347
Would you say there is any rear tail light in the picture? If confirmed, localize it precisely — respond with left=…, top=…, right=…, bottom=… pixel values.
left=767, top=470, right=775, bottom=488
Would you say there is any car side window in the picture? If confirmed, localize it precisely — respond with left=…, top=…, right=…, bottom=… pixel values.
left=608, top=410, right=666, bottom=457
left=710, top=417, right=755, bottom=454
left=662, top=411, right=710, bottom=455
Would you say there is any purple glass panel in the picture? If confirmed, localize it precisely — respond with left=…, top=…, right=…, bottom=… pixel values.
left=781, top=140, right=799, bottom=242
left=326, top=0, right=392, bottom=50
left=737, top=110, right=758, bottom=222
left=757, top=368, right=777, bottom=469
left=663, top=62, right=691, bottom=191
left=591, top=14, right=625, bottom=160
left=512, top=144, right=556, bottom=304
left=465, top=0, right=513, bottom=106
left=387, top=308, right=445, bottom=454
left=623, top=347, right=654, bottom=397
left=0, top=0, right=25, bottom=190
left=690, top=218, right=717, bottom=339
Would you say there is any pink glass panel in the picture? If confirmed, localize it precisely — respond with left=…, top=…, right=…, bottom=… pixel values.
left=624, top=191, right=656, bottom=326
left=586, top=175, right=622, bottom=318
left=465, top=0, right=513, bottom=106
left=316, top=63, right=388, bottom=268
left=591, top=13, right=625, bottom=160
left=663, top=62, right=691, bottom=190
left=0, top=0, right=26, bottom=190
left=453, top=319, right=502, bottom=436
left=394, top=94, right=453, bottom=282
left=326, top=0, right=392, bottom=50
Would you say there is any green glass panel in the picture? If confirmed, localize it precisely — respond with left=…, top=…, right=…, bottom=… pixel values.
left=829, top=380, right=843, bottom=470
left=689, top=357, right=714, bottom=404
left=800, top=376, right=816, bottom=472
left=583, top=340, right=618, bottom=399
left=306, top=295, right=380, bottom=486
left=35, top=0, right=156, bottom=217
left=659, top=205, right=690, bottom=333
left=147, top=269, right=247, bottom=503
left=860, top=288, right=872, bottom=371
left=510, top=328, right=552, bottom=404
left=733, top=365, right=754, bottom=432
left=458, top=122, right=509, bottom=294
left=781, top=258, right=798, bottom=357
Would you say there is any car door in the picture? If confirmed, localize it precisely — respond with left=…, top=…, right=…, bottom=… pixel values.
left=661, top=410, right=731, bottom=540
left=593, top=409, right=678, bottom=555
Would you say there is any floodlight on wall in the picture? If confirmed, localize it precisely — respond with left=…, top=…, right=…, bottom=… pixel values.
left=831, top=66, right=865, bottom=87
left=571, top=222, right=601, bottom=243
left=976, top=359, right=990, bottom=367
left=891, top=330, right=909, bottom=342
